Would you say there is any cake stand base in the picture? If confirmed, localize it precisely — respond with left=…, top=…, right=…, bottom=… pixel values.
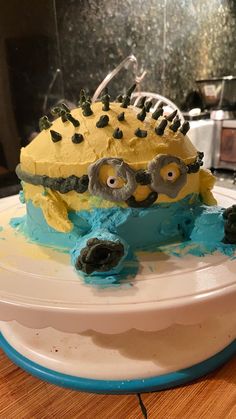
left=1, top=315, right=236, bottom=394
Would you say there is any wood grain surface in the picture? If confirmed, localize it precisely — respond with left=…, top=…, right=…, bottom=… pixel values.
left=0, top=349, right=236, bottom=418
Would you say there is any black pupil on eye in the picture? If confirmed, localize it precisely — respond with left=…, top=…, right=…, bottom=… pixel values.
left=109, top=178, right=116, bottom=184
left=168, top=172, right=173, bottom=177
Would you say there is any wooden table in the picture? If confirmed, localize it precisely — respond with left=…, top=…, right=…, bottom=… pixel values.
left=0, top=349, right=236, bottom=418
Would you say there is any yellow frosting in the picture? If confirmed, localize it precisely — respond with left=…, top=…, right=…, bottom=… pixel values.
left=32, top=189, right=72, bottom=232
left=19, top=102, right=217, bottom=232
left=20, top=102, right=198, bottom=177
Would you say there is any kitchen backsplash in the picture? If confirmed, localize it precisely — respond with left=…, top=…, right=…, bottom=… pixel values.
left=55, top=0, right=236, bottom=105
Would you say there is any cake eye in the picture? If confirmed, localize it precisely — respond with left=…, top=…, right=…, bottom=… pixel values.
left=107, top=176, right=120, bottom=188
left=160, top=164, right=180, bottom=182
left=165, top=170, right=178, bottom=181
left=89, top=157, right=137, bottom=202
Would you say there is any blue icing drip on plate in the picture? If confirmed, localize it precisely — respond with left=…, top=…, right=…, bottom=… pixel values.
left=80, top=252, right=139, bottom=288
left=0, top=225, right=5, bottom=240
left=9, top=194, right=236, bottom=287
left=19, top=190, right=25, bottom=204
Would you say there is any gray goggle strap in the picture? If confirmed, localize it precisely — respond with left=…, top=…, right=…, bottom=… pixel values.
left=15, top=164, right=89, bottom=194
left=16, top=151, right=203, bottom=200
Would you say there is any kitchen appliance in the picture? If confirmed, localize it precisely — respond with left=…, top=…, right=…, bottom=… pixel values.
left=196, top=76, right=236, bottom=111
left=211, top=114, right=236, bottom=170
left=185, top=77, right=236, bottom=171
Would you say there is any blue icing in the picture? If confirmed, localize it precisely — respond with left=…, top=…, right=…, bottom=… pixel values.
left=19, top=190, right=25, bottom=204
left=80, top=251, right=139, bottom=288
left=9, top=195, right=236, bottom=287
left=10, top=216, right=26, bottom=229
left=116, top=196, right=202, bottom=250
left=10, top=201, right=90, bottom=251
left=190, top=206, right=225, bottom=244
left=157, top=205, right=236, bottom=259
left=163, top=240, right=236, bottom=259
left=0, top=225, right=5, bottom=240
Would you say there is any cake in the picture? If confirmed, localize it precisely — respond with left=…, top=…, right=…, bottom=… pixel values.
left=13, top=86, right=236, bottom=284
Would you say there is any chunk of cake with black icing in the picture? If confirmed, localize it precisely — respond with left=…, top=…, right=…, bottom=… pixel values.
left=14, top=86, right=236, bottom=285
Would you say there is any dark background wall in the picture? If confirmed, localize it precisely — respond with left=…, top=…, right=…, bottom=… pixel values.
left=56, top=0, right=236, bottom=105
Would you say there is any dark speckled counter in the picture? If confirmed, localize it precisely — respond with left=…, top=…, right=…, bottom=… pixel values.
left=55, top=0, right=236, bottom=106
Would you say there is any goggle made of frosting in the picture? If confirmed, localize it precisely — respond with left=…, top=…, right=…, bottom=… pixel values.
left=16, top=152, right=203, bottom=208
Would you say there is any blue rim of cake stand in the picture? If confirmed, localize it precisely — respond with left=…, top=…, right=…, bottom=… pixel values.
left=0, top=332, right=236, bottom=394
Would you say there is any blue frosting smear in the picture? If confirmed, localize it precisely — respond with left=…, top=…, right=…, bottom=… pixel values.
left=19, top=190, right=25, bottom=204
left=10, top=202, right=90, bottom=251
left=80, top=251, right=139, bottom=288
left=10, top=195, right=236, bottom=287
left=0, top=225, right=5, bottom=240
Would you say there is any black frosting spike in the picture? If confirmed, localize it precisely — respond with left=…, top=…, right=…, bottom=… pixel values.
left=59, top=109, right=68, bottom=123
left=127, top=83, right=136, bottom=96
left=137, top=96, right=146, bottom=108
left=120, top=95, right=130, bottom=108
left=79, top=89, right=86, bottom=107
left=39, top=116, right=52, bottom=131
left=135, top=128, right=147, bottom=138
left=72, top=133, right=84, bottom=144
left=50, top=130, right=62, bottom=142
left=120, top=84, right=136, bottom=108
left=166, top=109, right=178, bottom=122
left=116, top=94, right=123, bottom=103
left=50, top=106, right=67, bottom=122
left=157, top=101, right=164, bottom=109
left=66, top=113, right=80, bottom=127
left=137, top=107, right=146, bottom=122
left=96, top=115, right=109, bottom=128
left=179, top=121, right=190, bottom=135
left=170, top=117, right=181, bottom=132
left=152, top=107, right=163, bottom=120
left=145, top=100, right=153, bottom=112
left=82, top=101, right=93, bottom=116
left=117, top=112, right=125, bottom=121
left=61, top=103, right=70, bottom=112
left=50, top=106, right=62, bottom=116
left=155, top=119, right=168, bottom=136
left=101, top=90, right=110, bottom=111
left=113, top=127, right=123, bottom=139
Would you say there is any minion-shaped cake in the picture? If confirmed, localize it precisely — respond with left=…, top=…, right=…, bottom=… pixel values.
left=15, top=86, right=236, bottom=283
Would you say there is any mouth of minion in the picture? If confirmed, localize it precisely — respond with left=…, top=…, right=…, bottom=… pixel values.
left=126, top=191, right=158, bottom=208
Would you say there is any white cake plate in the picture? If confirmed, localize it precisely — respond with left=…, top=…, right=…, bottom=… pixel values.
left=0, top=186, right=236, bottom=393
left=0, top=187, right=236, bottom=334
